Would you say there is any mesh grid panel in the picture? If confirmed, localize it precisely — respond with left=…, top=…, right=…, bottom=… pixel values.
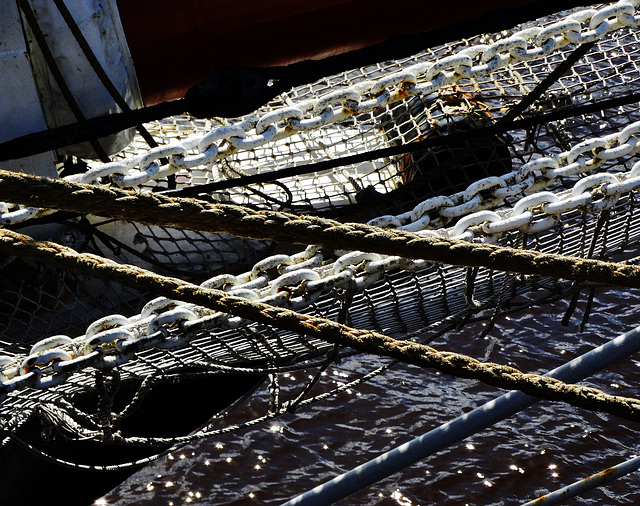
left=2, top=5, right=640, bottom=467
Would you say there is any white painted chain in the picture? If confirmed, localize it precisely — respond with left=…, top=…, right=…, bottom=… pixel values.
left=370, top=120, right=640, bottom=231
left=0, top=234, right=434, bottom=391
left=1, top=0, right=639, bottom=226
left=3, top=119, right=640, bottom=381
left=4, top=123, right=640, bottom=392
left=451, top=159, right=640, bottom=240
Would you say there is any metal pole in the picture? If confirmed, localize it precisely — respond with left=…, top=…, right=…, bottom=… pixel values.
left=282, top=326, right=640, bottom=506
left=521, top=454, right=640, bottom=505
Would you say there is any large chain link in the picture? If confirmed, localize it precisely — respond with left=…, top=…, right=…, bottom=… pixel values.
left=1, top=0, right=640, bottom=226
left=369, top=120, right=640, bottom=231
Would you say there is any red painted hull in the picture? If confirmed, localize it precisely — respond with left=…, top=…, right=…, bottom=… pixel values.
left=116, top=0, right=579, bottom=106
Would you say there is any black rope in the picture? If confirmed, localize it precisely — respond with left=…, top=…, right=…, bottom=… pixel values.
left=0, top=101, right=182, bottom=162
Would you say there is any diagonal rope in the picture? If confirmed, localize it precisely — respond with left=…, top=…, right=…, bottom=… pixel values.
left=2, top=169, right=640, bottom=289
left=1, top=228, right=640, bottom=422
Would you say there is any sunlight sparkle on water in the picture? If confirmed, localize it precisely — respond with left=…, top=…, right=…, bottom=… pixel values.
left=466, top=443, right=475, bottom=450
left=94, top=499, right=107, bottom=506
left=391, top=489, right=412, bottom=505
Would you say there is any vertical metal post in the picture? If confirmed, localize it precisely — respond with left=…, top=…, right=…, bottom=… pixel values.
left=282, top=326, right=640, bottom=505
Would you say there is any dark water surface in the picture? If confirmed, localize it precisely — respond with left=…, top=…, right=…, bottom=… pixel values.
left=99, top=286, right=640, bottom=505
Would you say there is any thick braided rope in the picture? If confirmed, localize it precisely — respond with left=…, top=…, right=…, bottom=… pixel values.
left=1, top=228, right=640, bottom=422
left=1, top=169, right=640, bottom=288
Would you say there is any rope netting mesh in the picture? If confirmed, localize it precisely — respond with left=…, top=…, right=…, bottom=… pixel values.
left=2, top=2, right=640, bottom=475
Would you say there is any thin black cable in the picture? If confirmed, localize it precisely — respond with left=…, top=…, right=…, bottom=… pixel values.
left=17, top=0, right=110, bottom=163
left=499, top=41, right=596, bottom=123
left=0, top=0, right=594, bottom=162
left=51, top=0, right=175, bottom=188
left=51, top=0, right=148, bottom=137
left=68, top=219, right=205, bottom=278
left=165, top=90, right=640, bottom=197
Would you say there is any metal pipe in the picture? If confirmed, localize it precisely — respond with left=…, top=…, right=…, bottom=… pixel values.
left=521, top=454, right=640, bottom=505
left=282, top=325, right=640, bottom=505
